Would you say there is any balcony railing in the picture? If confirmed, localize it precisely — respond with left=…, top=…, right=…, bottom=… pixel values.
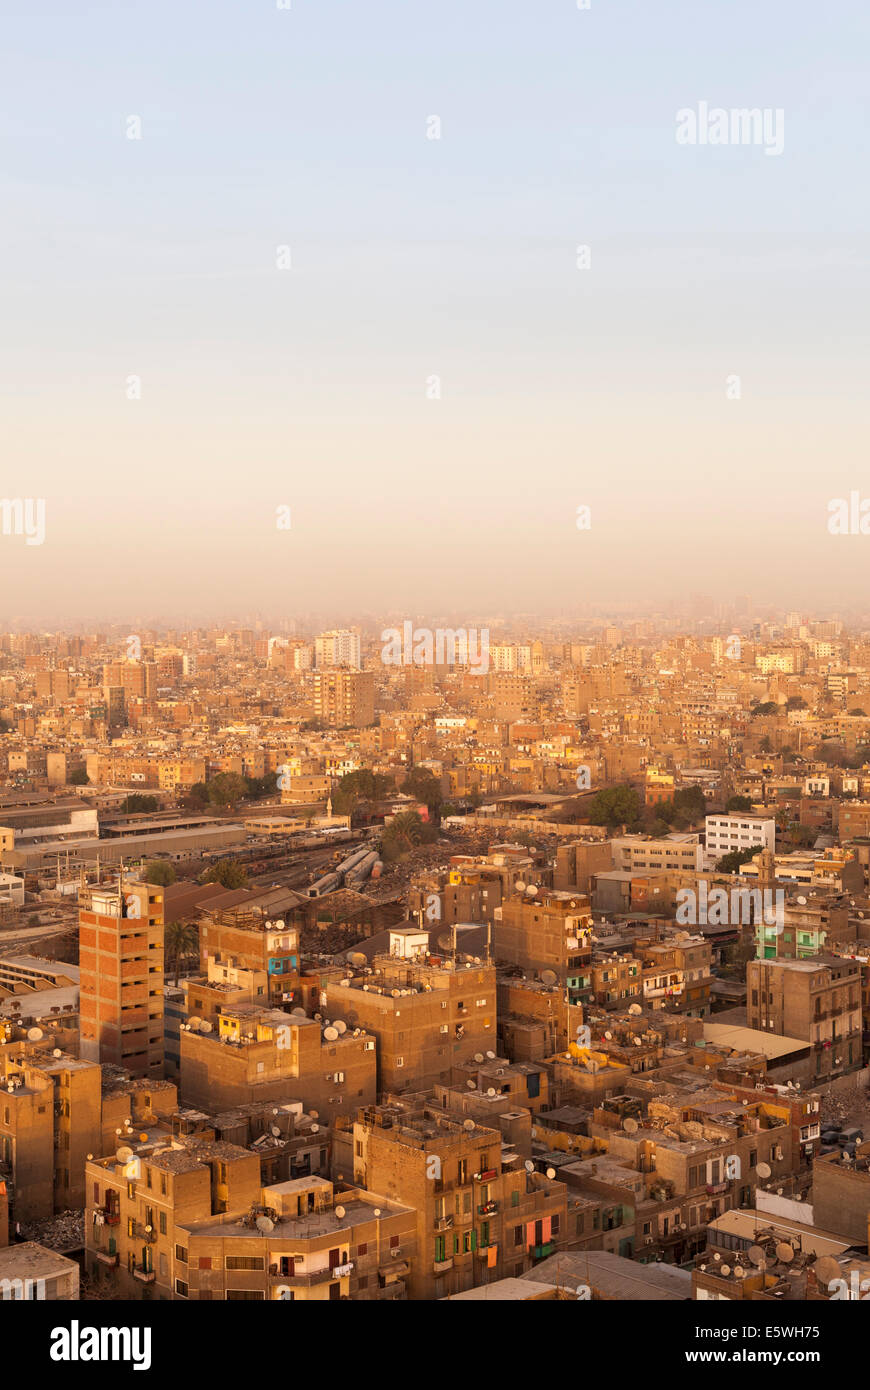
left=132, top=1266, right=155, bottom=1283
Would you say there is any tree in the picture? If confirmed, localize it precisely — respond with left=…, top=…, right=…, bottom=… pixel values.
left=206, top=773, right=248, bottom=808
left=401, top=768, right=443, bottom=819
left=144, top=860, right=176, bottom=886
left=752, top=703, right=779, bottom=717
left=164, top=920, right=199, bottom=984
left=201, top=859, right=249, bottom=889
left=332, top=768, right=394, bottom=814
left=716, top=847, right=760, bottom=873
left=725, top=795, right=752, bottom=812
left=849, top=708, right=867, bottom=718
left=380, top=811, right=438, bottom=862
left=122, top=793, right=159, bottom=814
left=69, top=768, right=89, bottom=785
left=244, top=774, right=276, bottom=800
left=785, top=696, right=807, bottom=711
left=588, top=785, right=641, bottom=830
left=183, top=782, right=210, bottom=809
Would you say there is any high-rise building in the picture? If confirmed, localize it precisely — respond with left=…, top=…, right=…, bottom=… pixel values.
left=78, top=878, right=165, bottom=1077
left=314, top=629, right=361, bottom=669
left=313, top=668, right=374, bottom=728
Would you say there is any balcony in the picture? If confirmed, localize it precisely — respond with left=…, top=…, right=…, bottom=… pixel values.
left=132, top=1266, right=155, bottom=1283
left=531, top=1243, right=555, bottom=1260
left=433, top=1257, right=454, bottom=1274
left=477, top=1201, right=499, bottom=1216
left=705, top=1181, right=728, bottom=1195
left=95, top=1249, right=119, bottom=1267
left=271, top=1267, right=334, bottom=1288
left=375, top=1279, right=406, bottom=1300
left=474, top=1169, right=497, bottom=1183
left=101, top=1208, right=120, bottom=1226
left=435, top=1216, right=454, bottom=1231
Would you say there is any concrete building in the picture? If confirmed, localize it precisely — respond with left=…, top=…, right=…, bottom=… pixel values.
left=0, top=1241, right=80, bottom=1300
left=746, top=955, right=863, bottom=1082
left=350, top=1098, right=569, bottom=1300
left=313, top=669, right=374, bottom=729
left=79, top=878, right=165, bottom=1077
left=326, top=932, right=497, bottom=1094
left=494, top=892, right=593, bottom=1007
left=180, top=1003, right=376, bottom=1124
left=705, top=813, right=776, bottom=860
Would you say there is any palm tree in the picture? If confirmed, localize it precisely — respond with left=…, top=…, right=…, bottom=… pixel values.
left=164, top=920, right=200, bottom=984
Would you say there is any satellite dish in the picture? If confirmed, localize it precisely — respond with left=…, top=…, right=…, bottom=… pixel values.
left=349, top=951, right=367, bottom=967
left=474, top=1052, right=485, bottom=1063
left=756, top=1161, right=771, bottom=1179
left=463, top=1119, right=475, bottom=1131
left=546, top=1167, right=556, bottom=1179
left=324, top=1026, right=339, bottom=1041
left=27, top=1027, right=43, bottom=1041
left=200, top=1020, right=212, bottom=1033
left=814, top=1256, right=842, bottom=1289
left=311, top=1124, right=319, bottom=1133
left=373, top=1209, right=381, bottom=1217
left=721, top=1264, right=731, bottom=1276
left=140, top=1133, right=148, bottom=1142
left=604, top=1031, right=612, bottom=1040
left=87, top=1153, right=93, bottom=1161
left=633, top=1037, right=643, bottom=1046
left=256, top=1216, right=274, bottom=1233
left=541, top=970, right=557, bottom=986
left=514, top=881, right=526, bottom=893
left=188, top=1016, right=202, bottom=1029
left=486, top=1050, right=496, bottom=1060
left=734, top=1265, right=745, bottom=1278
left=335, top=1205, right=346, bottom=1219
left=526, top=885, right=538, bottom=896
left=748, top=1245, right=765, bottom=1267
left=466, top=1079, right=475, bottom=1089
left=776, top=1243, right=794, bottom=1263
left=486, top=1088, right=496, bottom=1098
left=292, top=1007, right=307, bottom=1017
left=116, top=1146, right=133, bottom=1162
left=310, top=1111, right=319, bottom=1120
left=624, top=1117, right=638, bottom=1134
left=524, top=1160, right=535, bottom=1173
left=628, top=1004, right=643, bottom=1016
left=52, top=1048, right=62, bottom=1058
left=334, top=1020, right=347, bottom=1035
left=796, top=895, right=807, bottom=905
left=271, top=1125, right=281, bottom=1137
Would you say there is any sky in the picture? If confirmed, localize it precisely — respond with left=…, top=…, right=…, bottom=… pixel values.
left=2, top=0, right=870, bottom=624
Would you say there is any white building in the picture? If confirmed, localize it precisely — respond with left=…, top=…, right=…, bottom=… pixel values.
left=705, top=813, right=776, bottom=860
left=314, top=630, right=360, bottom=670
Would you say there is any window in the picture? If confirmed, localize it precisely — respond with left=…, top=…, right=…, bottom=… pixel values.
left=159, top=1212, right=167, bottom=1235
left=226, top=1256, right=265, bottom=1271
left=175, top=1279, right=188, bottom=1298
left=514, top=1225, right=522, bottom=1247
left=226, top=1290, right=264, bottom=1301
left=390, top=1235, right=399, bottom=1249
left=93, top=1182, right=100, bottom=1204
left=175, top=1245, right=188, bottom=1264
left=396, top=1057, right=404, bottom=1068
left=357, top=1243, right=367, bottom=1257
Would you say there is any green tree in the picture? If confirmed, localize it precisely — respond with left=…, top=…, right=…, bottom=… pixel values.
left=144, top=860, right=176, bottom=886
left=725, top=795, right=753, bottom=812
left=164, top=920, right=199, bottom=984
left=69, top=768, right=89, bottom=785
left=207, top=773, right=248, bottom=808
left=401, top=768, right=443, bottom=819
left=183, top=782, right=210, bottom=809
left=201, top=859, right=249, bottom=889
left=588, top=785, right=641, bottom=830
left=716, top=847, right=760, bottom=873
left=122, top=793, right=159, bottom=814
left=380, top=810, right=438, bottom=862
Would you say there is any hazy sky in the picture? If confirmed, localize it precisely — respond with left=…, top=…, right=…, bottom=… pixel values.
left=2, top=0, right=870, bottom=622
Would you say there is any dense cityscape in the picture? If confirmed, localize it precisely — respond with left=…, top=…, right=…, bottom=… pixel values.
left=1, top=613, right=870, bottom=1321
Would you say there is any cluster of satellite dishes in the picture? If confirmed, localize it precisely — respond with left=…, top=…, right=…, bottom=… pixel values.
left=180, top=1016, right=213, bottom=1034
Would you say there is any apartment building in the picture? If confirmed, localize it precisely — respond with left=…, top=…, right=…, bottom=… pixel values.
left=79, top=879, right=165, bottom=1077
left=611, top=834, right=705, bottom=875
left=314, top=630, right=361, bottom=670
left=351, top=1099, right=569, bottom=1299
left=494, top=892, right=593, bottom=1005
left=197, top=906, right=299, bottom=1008
left=180, top=1004, right=377, bottom=1123
left=747, top=956, right=862, bottom=1081
left=705, top=813, right=776, bottom=859
left=638, top=936, right=713, bottom=1017
left=313, top=669, right=375, bottom=729
left=326, top=933, right=497, bottom=1094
